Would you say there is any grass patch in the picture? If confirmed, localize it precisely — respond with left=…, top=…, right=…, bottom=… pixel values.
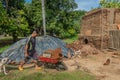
left=0, top=36, right=24, bottom=41
left=0, top=36, right=13, bottom=41
left=0, top=45, right=10, bottom=53
left=63, top=34, right=78, bottom=44
left=0, top=69, right=95, bottom=80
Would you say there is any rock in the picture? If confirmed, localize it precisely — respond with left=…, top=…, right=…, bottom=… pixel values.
left=113, top=52, right=119, bottom=55
left=103, top=58, right=110, bottom=65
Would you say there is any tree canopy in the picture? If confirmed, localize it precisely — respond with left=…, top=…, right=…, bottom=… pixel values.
left=100, top=0, right=120, bottom=8
left=0, top=0, right=8, bottom=34
left=1, top=0, right=30, bottom=41
left=0, top=0, right=86, bottom=41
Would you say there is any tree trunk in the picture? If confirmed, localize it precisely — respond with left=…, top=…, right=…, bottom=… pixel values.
left=12, top=32, right=18, bottom=42
left=41, top=0, right=46, bottom=36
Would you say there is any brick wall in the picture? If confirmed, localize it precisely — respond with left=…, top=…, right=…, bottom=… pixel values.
left=80, top=8, right=120, bottom=49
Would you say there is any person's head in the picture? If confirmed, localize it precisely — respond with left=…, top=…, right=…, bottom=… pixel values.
left=31, top=30, right=39, bottom=37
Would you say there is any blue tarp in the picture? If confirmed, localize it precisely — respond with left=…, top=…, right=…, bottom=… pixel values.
left=0, top=36, right=74, bottom=63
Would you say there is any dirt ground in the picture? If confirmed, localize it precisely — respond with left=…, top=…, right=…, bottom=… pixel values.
left=64, top=44, right=120, bottom=80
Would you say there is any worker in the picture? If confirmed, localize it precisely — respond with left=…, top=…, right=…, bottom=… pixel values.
left=18, top=30, right=41, bottom=71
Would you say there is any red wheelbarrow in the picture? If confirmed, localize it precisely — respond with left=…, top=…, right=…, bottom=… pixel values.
left=38, top=48, right=67, bottom=71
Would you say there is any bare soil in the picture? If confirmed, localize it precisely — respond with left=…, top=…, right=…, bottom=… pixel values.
left=64, top=44, right=120, bottom=80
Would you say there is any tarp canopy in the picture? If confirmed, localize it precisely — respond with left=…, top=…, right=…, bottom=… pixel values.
left=0, top=36, right=74, bottom=63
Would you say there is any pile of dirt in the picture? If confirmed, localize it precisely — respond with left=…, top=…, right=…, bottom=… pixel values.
left=80, top=44, right=102, bottom=57
left=67, top=41, right=102, bottom=57
left=66, top=40, right=82, bottom=51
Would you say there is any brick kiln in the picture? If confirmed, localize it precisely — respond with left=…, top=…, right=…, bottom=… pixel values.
left=79, top=8, right=120, bottom=50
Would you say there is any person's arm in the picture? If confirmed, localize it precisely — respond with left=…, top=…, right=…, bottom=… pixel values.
left=24, top=44, right=29, bottom=57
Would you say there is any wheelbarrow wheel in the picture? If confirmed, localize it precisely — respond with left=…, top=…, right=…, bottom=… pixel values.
left=37, top=61, right=43, bottom=66
left=56, top=62, right=67, bottom=71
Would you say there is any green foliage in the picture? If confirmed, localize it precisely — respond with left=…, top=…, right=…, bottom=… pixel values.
left=100, top=0, right=120, bottom=8
left=24, top=0, right=42, bottom=31
left=5, top=9, right=29, bottom=37
left=60, top=31, right=71, bottom=38
left=0, top=0, right=86, bottom=40
left=0, top=0, right=30, bottom=41
left=63, top=34, right=78, bottom=43
left=0, top=1, right=9, bottom=34
left=24, top=0, right=86, bottom=38
left=44, top=0, right=85, bottom=38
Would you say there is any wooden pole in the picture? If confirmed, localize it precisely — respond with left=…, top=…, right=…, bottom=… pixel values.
left=41, top=0, right=46, bottom=36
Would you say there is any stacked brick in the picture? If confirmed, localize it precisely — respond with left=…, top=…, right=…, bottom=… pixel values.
left=80, top=8, right=120, bottom=49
